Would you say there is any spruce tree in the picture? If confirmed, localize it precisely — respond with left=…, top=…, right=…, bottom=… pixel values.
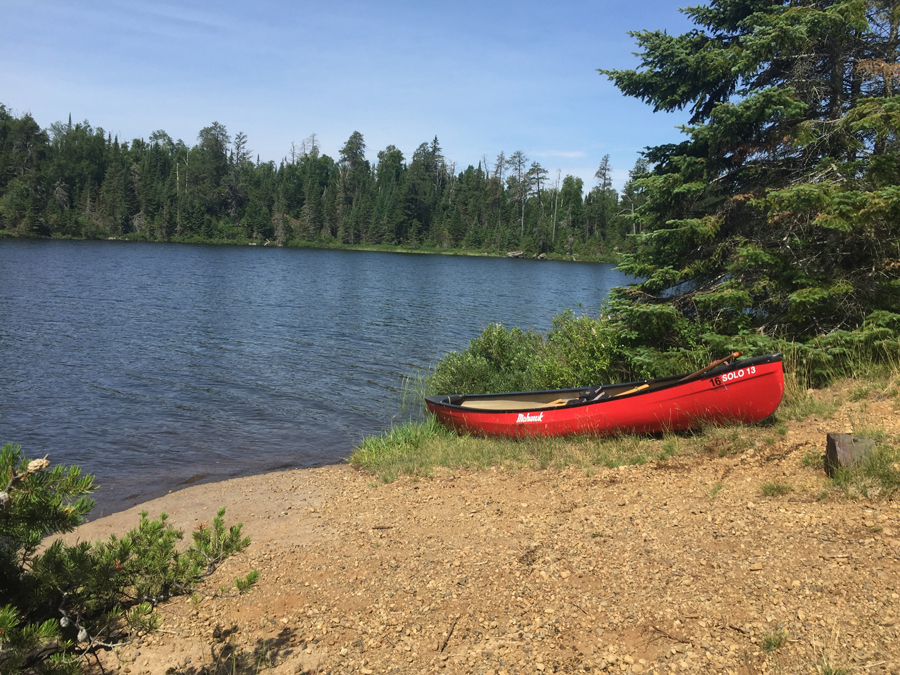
left=601, top=0, right=900, bottom=344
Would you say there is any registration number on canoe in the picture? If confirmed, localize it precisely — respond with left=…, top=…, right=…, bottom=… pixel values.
left=711, top=365, right=756, bottom=388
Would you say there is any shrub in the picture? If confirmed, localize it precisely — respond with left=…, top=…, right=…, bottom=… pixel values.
left=534, top=310, right=621, bottom=389
left=427, top=307, right=900, bottom=397
left=428, top=323, right=542, bottom=394
left=0, top=443, right=256, bottom=674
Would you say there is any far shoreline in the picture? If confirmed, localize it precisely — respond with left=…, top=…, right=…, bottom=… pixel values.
left=0, top=230, right=624, bottom=265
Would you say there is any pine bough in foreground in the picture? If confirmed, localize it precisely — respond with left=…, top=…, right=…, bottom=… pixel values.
left=0, top=443, right=258, bottom=674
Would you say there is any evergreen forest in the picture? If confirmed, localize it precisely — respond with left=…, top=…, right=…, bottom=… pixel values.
left=1, top=0, right=899, bottom=347
left=0, top=112, right=632, bottom=258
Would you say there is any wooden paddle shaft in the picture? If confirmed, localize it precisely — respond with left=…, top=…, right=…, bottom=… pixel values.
left=678, top=351, right=743, bottom=383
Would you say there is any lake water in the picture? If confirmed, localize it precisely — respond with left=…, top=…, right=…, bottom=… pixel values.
left=0, top=240, right=634, bottom=514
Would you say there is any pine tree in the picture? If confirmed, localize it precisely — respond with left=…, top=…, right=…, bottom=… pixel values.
left=601, top=0, right=900, bottom=343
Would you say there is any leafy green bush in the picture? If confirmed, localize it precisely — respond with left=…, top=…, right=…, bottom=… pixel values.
left=0, top=444, right=256, bottom=674
left=534, top=310, right=621, bottom=389
left=429, top=312, right=637, bottom=396
left=428, top=323, right=543, bottom=394
left=429, top=304, right=900, bottom=397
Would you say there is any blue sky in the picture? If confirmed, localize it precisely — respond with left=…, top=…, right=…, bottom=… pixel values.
left=1, top=0, right=695, bottom=190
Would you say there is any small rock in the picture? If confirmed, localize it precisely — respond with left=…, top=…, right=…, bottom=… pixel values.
left=749, top=562, right=763, bottom=571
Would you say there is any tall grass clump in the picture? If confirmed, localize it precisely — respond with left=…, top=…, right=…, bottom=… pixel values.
left=349, top=422, right=689, bottom=483
left=831, top=442, right=900, bottom=500
left=349, top=417, right=457, bottom=480
left=778, top=373, right=841, bottom=422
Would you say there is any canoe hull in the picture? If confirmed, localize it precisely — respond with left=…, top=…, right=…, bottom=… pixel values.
left=425, top=354, right=785, bottom=438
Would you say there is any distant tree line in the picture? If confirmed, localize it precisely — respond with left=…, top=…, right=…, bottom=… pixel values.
left=0, top=108, right=644, bottom=257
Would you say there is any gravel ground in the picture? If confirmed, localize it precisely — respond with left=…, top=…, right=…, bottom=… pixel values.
left=71, top=390, right=900, bottom=675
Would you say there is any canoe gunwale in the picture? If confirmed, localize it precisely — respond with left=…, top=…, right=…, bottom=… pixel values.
left=425, top=353, right=783, bottom=414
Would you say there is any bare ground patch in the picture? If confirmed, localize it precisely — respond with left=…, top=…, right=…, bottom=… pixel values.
left=78, top=391, right=900, bottom=675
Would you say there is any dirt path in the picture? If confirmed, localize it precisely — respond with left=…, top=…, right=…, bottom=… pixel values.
left=73, top=392, right=900, bottom=675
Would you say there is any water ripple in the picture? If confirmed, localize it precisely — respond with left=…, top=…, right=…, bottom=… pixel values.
left=0, top=240, right=634, bottom=515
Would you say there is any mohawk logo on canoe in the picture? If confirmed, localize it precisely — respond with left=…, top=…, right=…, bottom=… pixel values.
left=516, top=412, right=544, bottom=423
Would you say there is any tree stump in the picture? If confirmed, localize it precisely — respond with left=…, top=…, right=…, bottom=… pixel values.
left=824, top=433, right=876, bottom=477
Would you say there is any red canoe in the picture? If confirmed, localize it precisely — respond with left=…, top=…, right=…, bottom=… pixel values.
left=425, top=353, right=784, bottom=438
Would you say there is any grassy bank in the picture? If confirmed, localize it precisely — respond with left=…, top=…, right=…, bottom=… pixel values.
left=349, top=359, right=900, bottom=500
left=351, top=308, right=899, bottom=492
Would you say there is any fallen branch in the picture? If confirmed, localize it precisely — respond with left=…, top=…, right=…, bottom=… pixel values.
left=651, top=625, right=691, bottom=643
left=439, top=615, right=460, bottom=652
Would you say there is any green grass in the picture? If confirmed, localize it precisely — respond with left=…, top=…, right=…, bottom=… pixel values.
left=778, top=374, right=841, bottom=421
left=349, top=417, right=689, bottom=483
left=802, top=449, right=824, bottom=469
left=849, top=384, right=876, bottom=401
left=762, top=629, right=788, bottom=652
left=350, top=410, right=897, bottom=490
left=351, top=356, right=900, bottom=484
left=830, top=442, right=900, bottom=500
left=693, top=425, right=756, bottom=456
left=818, top=657, right=849, bottom=675
left=761, top=481, right=793, bottom=497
